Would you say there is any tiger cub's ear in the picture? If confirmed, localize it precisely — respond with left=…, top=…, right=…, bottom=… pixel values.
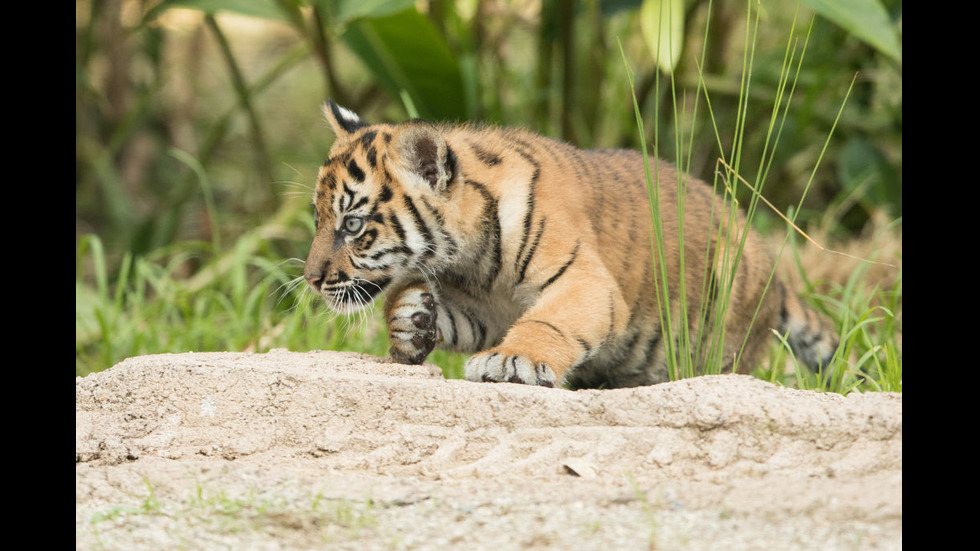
left=392, top=122, right=457, bottom=193
left=323, top=99, right=368, bottom=136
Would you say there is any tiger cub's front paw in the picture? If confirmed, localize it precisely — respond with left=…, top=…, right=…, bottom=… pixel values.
left=464, top=351, right=557, bottom=387
left=387, top=290, right=439, bottom=365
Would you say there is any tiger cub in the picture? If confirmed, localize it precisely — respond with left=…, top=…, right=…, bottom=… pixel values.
left=303, top=100, right=837, bottom=388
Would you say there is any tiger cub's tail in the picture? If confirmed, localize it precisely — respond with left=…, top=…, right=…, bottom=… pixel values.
left=777, top=282, right=839, bottom=371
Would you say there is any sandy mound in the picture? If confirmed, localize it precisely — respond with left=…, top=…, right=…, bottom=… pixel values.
left=76, top=350, right=901, bottom=550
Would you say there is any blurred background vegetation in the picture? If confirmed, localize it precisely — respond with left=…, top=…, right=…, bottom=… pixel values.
left=76, top=0, right=902, bottom=382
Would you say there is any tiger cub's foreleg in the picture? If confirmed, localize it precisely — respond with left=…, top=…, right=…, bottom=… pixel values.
left=465, top=252, right=629, bottom=387
left=463, top=321, right=567, bottom=387
left=384, top=283, right=440, bottom=365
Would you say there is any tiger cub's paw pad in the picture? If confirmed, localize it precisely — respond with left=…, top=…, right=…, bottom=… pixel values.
left=388, top=291, right=439, bottom=365
left=464, top=352, right=557, bottom=387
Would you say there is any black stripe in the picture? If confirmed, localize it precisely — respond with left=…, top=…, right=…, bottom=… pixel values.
left=515, top=202, right=535, bottom=273
left=518, top=319, right=566, bottom=340
left=368, top=244, right=413, bottom=261
left=472, top=143, right=501, bottom=166
left=389, top=210, right=407, bottom=242
left=510, top=141, right=541, bottom=275
left=641, top=331, right=662, bottom=362
left=351, top=194, right=369, bottom=211
left=474, top=315, right=488, bottom=349
left=347, top=158, right=365, bottom=182
left=403, top=196, right=434, bottom=256
left=517, top=217, right=546, bottom=283
left=358, top=228, right=377, bottom=250
left=378, top=184, right=393, bottom=203
left=621, top=326, right=643, bottom=359
left=341, top=182, right=358, bottom=211
left=445, top=145, right=458, bottom=187
left=458, top=308, right=487, bottom=351
left=541, top=240, right=580, bottom=291
left=445, top=308, right=458, bottom=347
left=488, top=207, right=502, bottom=286
left=360, top=130, right=377, bottom=149
left=466, top=180, right=502, bottom=288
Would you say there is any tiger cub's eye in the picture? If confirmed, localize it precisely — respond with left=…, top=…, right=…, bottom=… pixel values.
left=343, top=216, right=364, bottom=234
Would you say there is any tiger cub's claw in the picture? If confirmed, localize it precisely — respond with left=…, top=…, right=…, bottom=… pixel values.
left=465, top=352, right=558, bottom=387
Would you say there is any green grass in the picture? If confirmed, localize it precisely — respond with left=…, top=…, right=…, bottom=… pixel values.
left=75, top=229, right=468, bottom=379
left=77, top=231, right=341, bottom=377
left=87, top=479, right=381, bottom=548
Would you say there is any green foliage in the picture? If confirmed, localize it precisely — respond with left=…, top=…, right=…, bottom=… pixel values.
left=801, top=0, right=901, bottom=62
left=143, top=0, right=470, bottom=120
left=340, top=8, right=468, bottom=120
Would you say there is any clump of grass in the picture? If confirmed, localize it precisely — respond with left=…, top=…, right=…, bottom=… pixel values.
left=76, top=221, right=468, bottom=378
left=76, top=230, right=369, bottom=377
left=624, top=2, right=901, bottom=392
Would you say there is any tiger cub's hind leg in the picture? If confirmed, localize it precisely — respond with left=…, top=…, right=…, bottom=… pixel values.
left=778, top=282, right=839, bottom=372
left=385, top=283, right=440, bottom=365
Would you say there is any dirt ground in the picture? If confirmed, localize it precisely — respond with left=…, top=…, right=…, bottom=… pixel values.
left=75, top=349, right=902, bottom=550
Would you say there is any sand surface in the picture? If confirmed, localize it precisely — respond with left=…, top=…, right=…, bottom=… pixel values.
left=75, top=349, right=901, bottom=550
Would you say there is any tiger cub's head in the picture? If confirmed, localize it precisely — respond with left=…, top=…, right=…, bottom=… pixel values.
left=303, top=100, right=460, bottom=314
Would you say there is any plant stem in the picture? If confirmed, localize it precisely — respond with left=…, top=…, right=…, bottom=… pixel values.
left=204, top=14, right=276, bottom=204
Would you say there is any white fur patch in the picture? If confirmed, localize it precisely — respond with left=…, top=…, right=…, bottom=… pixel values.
left=335, top=104, right=361, bottom=124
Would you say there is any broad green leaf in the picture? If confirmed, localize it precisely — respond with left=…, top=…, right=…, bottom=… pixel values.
left=802, top=0, right=901, bottom=62
left=341, top=8, right=466, bottom=121
left=639, top=0, right=685, bottom=75
left=142, top=0, right=290, bottom=23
